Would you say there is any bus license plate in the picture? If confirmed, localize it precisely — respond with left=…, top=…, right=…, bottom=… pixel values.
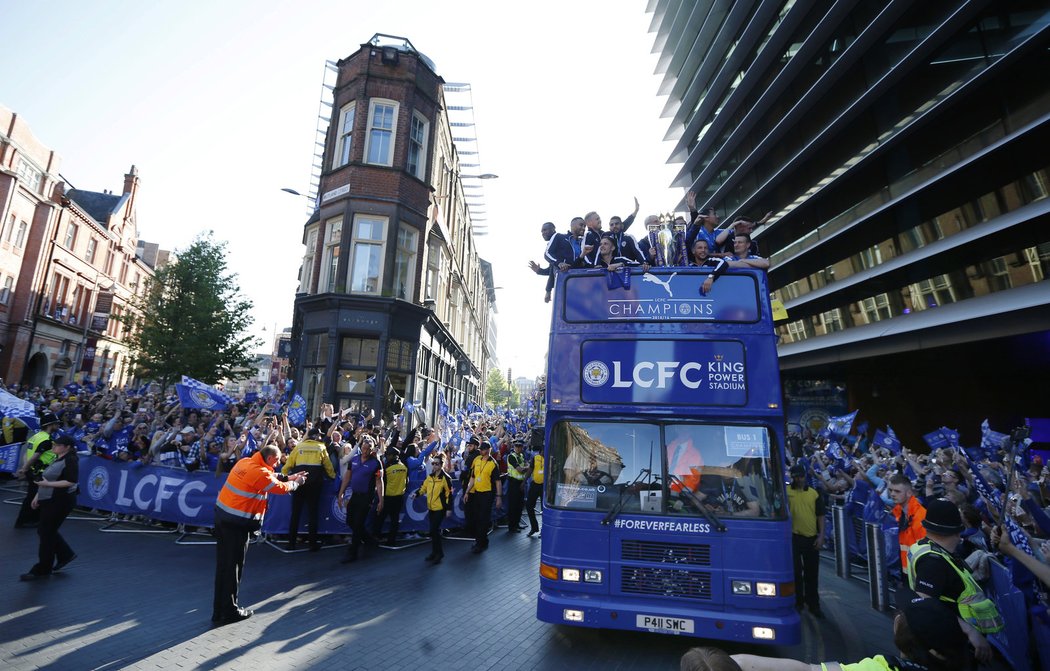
left=636, top=615, right=694, bottom=634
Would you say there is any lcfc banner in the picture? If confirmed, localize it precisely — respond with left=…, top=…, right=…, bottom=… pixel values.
left=564, top=272, right=759, bottom=323
left=78, top=456, right=222, bottom=526
left=580, top=339, right=747, bottom=406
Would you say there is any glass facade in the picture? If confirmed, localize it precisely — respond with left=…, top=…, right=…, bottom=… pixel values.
left=650, top=0, right=1050, bottom=367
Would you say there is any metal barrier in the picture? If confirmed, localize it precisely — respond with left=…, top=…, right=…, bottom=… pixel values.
left=832, top=505, right=852, bottom=579
left=865, top=521, right=890, bottom=611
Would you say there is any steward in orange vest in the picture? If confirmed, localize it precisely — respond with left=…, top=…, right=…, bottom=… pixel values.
left=212, top=445, right=306, bottom=625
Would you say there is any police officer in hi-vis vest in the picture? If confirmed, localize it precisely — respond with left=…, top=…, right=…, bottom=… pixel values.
left=505, top=439, right=528, bottom=532
left=14, top=413, right=61, bottom=529
left=282, top=426, right=335, bottom=551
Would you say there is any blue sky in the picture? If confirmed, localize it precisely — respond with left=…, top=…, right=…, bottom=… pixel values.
left=3, top=0, right=682, bottom=379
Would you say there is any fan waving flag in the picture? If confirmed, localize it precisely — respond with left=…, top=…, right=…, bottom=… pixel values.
left=0, top=388, right=37, bottom=421
left=873, top=429, right=902, bottom=455
left=287, top=394, right=308, bottom=425
left=923, top=429, right=950, bottom=450
left=175, top=383, right=229, bottom=410
left=820, top=410, right=858, bottom=441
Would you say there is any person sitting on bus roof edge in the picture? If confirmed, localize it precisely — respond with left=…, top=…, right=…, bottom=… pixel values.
left=714, top=211, right=772, bottom=256
left=576, top=234, right=648, bottom=273
left=689, top=239, right=728, bottom=295
left=726, top=233, right=771, bottom=270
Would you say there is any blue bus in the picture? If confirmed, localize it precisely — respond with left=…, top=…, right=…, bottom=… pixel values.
left=536, top=267, right=799, bottom=644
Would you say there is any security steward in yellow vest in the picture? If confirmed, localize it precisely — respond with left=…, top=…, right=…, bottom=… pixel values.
left=907, top=497, right=1004, bottom=665
left=14, top=413, right=61, bottom=529
left=413, top=455, right=452, bottom=563
left=787, top=463, right=825, bottom=618
left=282, top=427, right=335, bottom=551
left=213, top=445, right=305, bottom=625
left=464, top=441, right=501, bottom=553
left=505, top=439, right=528, bottom=532
left=373, top=446, right=409, bottom=544
left=524, top=447, right=544, bottom=537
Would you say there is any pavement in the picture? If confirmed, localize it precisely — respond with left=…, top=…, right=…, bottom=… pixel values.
left=0, top=480, right=896, bottom=670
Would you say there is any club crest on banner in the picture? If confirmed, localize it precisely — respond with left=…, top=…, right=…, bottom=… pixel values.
left=330, top=495, right=347, bottom=524
left=87, top=466, right=110, bottom=501
left=191, top=389, right=220, bottom=409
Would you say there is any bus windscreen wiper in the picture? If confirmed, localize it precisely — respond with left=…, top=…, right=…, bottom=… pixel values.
left=602, top=468, right=653, bottom=526
left=666, top=473, right=727, bottom=532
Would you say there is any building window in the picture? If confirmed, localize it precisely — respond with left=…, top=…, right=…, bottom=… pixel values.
left=334, top=101, right=356, bottom=168
left=320, top=217, right=342, bottom=293
left=0, top=276, right=13, bottom=305
left=14, top=221, right=28, bottom=248
left=17, top=159, right=42, bottom=193
left=2, top=214, right=13, bottom=242
left=407, top=112, right=429, bottom=180
left=86, top=237, right=98, bottom=264
left=349, top=215, right=386, bottom=294
left=365, top=99, right=398, bottom=166
left=393, top=224, right=418, bottom=300
left=64, top=222, right=77, bottom=248
left=425, top=240, right=443, bottom=302
left=301, top=226, right=318, bottom=293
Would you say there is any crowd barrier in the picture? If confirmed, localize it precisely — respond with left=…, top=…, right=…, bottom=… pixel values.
left=830, top=503, right=1049, bottom=670
left=75, top=456, right=517, bottom=536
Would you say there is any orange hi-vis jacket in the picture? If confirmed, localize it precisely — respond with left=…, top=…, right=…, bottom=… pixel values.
left=216, top=452, right=298, bottom=525
left=893, top=495, right=927, bottom=569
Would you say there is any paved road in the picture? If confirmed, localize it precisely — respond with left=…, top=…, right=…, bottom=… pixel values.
left=0, top=481, right=895, bottom=670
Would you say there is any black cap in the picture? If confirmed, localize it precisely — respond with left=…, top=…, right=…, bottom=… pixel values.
left=467, top=435, right=481, bottom=446
left=53, top=435, right=76, bottom=447
left=40, top=412, right=60, bottom=427
left=922, top=499, right=964, bottom=535
left=306, top=427, right=322, bottom=439
left=386, top=446, right=400, bottom=459
left=789, top=464, right=805, bottom=477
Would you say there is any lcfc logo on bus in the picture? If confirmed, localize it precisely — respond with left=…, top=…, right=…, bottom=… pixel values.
left=582, top=360, right=706, bottom=389
left=583, top=361, right=610, bottom=387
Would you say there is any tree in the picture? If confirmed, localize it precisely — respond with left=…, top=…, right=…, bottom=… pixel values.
left=121, top=232, right=261, bottom=388
left=485, top=368, right=520, bottom=408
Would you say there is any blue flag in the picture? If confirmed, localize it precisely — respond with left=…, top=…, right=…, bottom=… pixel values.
left=970, top=469, right=1002, bottom=516
left=241, top=431, right=258, bottom=458
left=820, top=410, right=858, bottom=440
left=923, top=429, right=950, bottom=451
left=1004, top=516, right=1036, bottom=557
left=0, top=389, right=36, bottom=421
left=244, top=392, right=259, bottom=403
left=287, top=394, right=307, bottom=425
left=942, top=427, right=960, bottom=448
left=181, top=375, right=233, bottom=405
left=175, top=383, right=229, bottom=410
left=63, top=382, right=82, bottom=397
left=437, top=391, right=448, bottom=418
left=873, top=429, right=902, bottom=455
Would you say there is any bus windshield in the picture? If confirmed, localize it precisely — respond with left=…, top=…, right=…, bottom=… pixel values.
left=546, top=420, right=784, bottom=519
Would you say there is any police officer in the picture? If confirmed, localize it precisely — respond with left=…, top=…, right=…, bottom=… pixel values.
left=282, top=427, right=335, bottom=551
left=413, top=454, right=452, bottom=564
left=908, top=498, right=1003, bottom=664
left=213, top=445, right=305, bottom=624
left=464, top=441, right=500, bottom=554
left=505, top=439, right=528, bottom=532
left=14, top=413, right=61, bottom=529
left=373, top=446, right=408, bottom=544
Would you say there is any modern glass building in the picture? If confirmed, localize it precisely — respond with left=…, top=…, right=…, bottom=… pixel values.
left=648, top=1, right=1050, bottom=438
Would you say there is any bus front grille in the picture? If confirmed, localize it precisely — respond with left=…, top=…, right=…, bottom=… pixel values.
left=621, top=540, right=712, bottom=566
left=621, top=566, right=713, bottom=599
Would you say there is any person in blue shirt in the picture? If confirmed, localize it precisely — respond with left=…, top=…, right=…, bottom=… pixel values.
left=726, top=233, right=770, bottom=270
left=337, top=435, right=384, bottom=563
left=404, top=427, right=441, bottom=472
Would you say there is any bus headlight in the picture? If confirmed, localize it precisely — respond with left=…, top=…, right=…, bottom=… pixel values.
left=584, top=569, right=602, bottom=583
left=564, top=609, right=584, bottom=622
left=756, top=582, right=777, bottom=596
left=562, top=568, right=581, bottom=582
left=752, top=627, right=775, bottom=640
left=731, top=580, right=752, bottom=595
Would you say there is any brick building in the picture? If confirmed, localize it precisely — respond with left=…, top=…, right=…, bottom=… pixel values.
left=0, top=105, right=162, bottom=388
left=291, top=35, right=495, bottom=422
